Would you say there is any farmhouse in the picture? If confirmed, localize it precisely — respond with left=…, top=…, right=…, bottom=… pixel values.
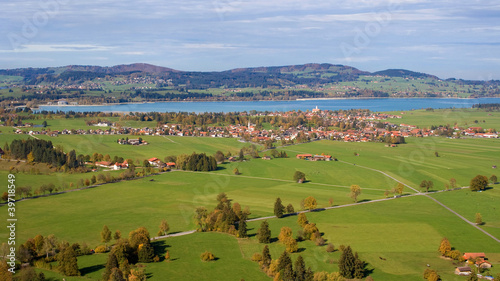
left=262, top=156, right=271, bottom=160
left=296, top=154, right=312, bottom=159
left=96, top=161, right=112, bottom=168
left=455, top=266, right=472, bottom=276
left=463, top=253, right=485, bottom=261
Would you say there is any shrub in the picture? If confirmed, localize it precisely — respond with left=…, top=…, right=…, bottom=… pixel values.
left=200, top=251, right=216, bottom=261
left=251, top=253, right=263, bottom=262
left=326, top=243, right=335, bottom=253
left=94, top=245, right=107, bottom=253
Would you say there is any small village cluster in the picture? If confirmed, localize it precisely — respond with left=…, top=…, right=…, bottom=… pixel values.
left=455, top=252, right=493, bottom=279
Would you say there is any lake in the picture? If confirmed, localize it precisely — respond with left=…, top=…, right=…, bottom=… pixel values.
left=37, top=98, right=500, bottom=113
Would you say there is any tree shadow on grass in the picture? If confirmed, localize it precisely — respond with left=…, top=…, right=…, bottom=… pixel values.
left=248, top=233, right=257, bottom=238
left=296, top=248, right=306, bottom=253
left=80, top=264, right=105, bottom=276
left=152, top=240, right=170, bottom=256
left=215, top=166, right=227, bottom=171
left=270, top=237, right=279, bottom=243
left=357, top=199, right=371, bottom=203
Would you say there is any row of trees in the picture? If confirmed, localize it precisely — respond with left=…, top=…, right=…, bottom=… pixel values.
left=6, top=139, right=83, bottom=169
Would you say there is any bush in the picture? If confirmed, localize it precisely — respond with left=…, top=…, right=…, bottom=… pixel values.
left=94, top=245, right=107, bottom=253
left=326, top=243, right=335, bottom=253
left=200, top=251, right=216, bottom=261
left=251, top=253, right=263, bottom=262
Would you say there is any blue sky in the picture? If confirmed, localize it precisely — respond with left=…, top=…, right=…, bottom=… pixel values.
left=1, top=0, right=499, bottom=79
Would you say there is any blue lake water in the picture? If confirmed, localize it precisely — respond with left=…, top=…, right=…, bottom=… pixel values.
left=37, top=98, right=500, bottom=113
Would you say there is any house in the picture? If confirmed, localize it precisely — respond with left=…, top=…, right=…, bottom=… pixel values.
left=228, top=157, right=237, bottom=162
left=455, top=266, right=472, bottom=275
left=148, top=157, right=159, bottom=165
left=96, top=161, right=112, bottom=168
left=166, top=162, right=176, bottom=168
left=463, top=253, right=486, bottom=261
left=262, top=156, right=271, bottom=160
left=296, top=154, right=312, bottom=159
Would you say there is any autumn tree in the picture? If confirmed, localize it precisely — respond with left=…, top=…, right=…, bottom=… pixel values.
left=438, top=237, right=451, bottom=256
left=278, top=227, right=293, bottom=244
left=349, top=185, right=362, bottom=203
left=0, top=260, right=13, bottom=281
left=470, top=175, right=488, bottom=191
left=257, top=221, right=271, bottom=243
left=395, top=183, right=404, bottom=195
left=420, top=180, right=434, bottom=192
left=303, top=196, right=317, bottom=210
left=159, top=219, right=170, bottom=236
left=475, top=213, right=483, bottom=225
left=450, top=178, right=457, bottom=189
left=114, top=230, right=121, bottom=241
left=214, top=151, right=225, bottom=163
left=101, top=225, right=112, bottom=249
left=297, top=213, right=308, bottom=227
left=490, top=174, right=498, bottom=184
left=274, top=197, right=285, bottom=218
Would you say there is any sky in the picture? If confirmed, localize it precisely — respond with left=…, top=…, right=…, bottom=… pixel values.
left=0, top=0, right=499, bottom=80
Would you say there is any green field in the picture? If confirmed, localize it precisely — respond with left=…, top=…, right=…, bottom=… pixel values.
left=32, top=134, right=251, bottom=161
left=385, top=108, right=500, bottom=130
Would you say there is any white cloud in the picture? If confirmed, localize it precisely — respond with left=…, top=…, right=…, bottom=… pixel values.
left=181, top=43, right=240, bottom=49
left=336, top=56, right=382, bottom=63
left=0, top=44, right=114, bottom=53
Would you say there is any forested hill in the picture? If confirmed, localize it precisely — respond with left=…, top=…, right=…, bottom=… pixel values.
left=0, top=63, right=499, bottom=102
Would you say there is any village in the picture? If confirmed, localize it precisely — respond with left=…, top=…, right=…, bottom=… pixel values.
left=10, top=108, right=499, bottom=143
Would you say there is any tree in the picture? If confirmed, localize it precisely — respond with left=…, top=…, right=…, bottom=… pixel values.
left=470, top=175, right=488, bottom=191
left=326, top=243, right=335, bottom=253
left=274, top=197, right=285, bottom=218
left=165, top=251, right=170, bottom=262
left=297, top=213, right=308, bottom=227
left=57, top=246, right=80, bottom=276
left=138, top=242, right=155, bottom=263
left=490, top=174, right=497, bottom=184
left=278, top=227, right=293, bottom=244
left=238, top=215, right=248, bottom=238
left=435, top=151, right=439, bottom=157
left=328, top=197, right=334, bottom=206
left=294, top=255, right=307, bottom=281
left=286, top=203, right=294, bottom=214
left=395, top=183, right=404, bottom=195
left=303, top=196, right=317, bottom=210
left=475, top=213, right=483, bottom=225
left=262, top=245, right=272, bottom=269
left=420, top=180, right=433, bottom=192
left=233, top=168, right=240, bottom=175
left=239, top=149, right=244, bottom=161
left=214, top=151, right=225, bottom=163
left=0, top=260, right=13, bottom=281
left=450, top=178, right=457, bottom=189
left=114, top=230, right=121, bottom=241
left=438, top=237, right=451, bottom=256
left=159, top=219, right=170, bottom=236
left=349, top=185, right=362, bottom=203
left=101, top=225, right=112, bottom=248
left=257, top=221, right=271, bottom=243
left=339, top=245, right=356, bottom=278
left=103, top=252, right=119, bottom=281
left=293, top=171, right=306, bottom=183
left=277, top=250, right=293, bottom=275
left=110, top=268, right=125, bottom=281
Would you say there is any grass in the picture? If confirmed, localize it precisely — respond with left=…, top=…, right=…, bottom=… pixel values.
left=1, top=169, right=388, bottom=247
left=281, top=137, right=500, bottom=191
left=242, top=195, right=500, bottom=281
left=384, top=108, right=500, bottom=130
left=32, top=134, right=250, bottom=161
left=430, top=187, right=500, bottom=238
